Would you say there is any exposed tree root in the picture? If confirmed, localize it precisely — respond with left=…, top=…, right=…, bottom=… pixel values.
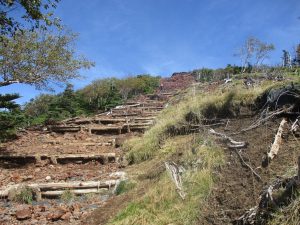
left=165, top=161, right=186, bottom=199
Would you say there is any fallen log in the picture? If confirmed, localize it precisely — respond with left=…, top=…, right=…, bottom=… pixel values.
left=262, top=118, right=287, bottom=167
left=209, top=129, right=247, bottom=148
left=0, top=180, right=118, bottom=197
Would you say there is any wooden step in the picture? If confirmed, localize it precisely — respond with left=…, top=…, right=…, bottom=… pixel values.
left=0, top=179, right=119, bottom=198
left=0, top=153, right=116, bottom=164
left=48, top=126, right=82, bottom=132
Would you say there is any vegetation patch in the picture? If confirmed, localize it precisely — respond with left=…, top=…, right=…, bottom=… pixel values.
left=110, top=134, right=224, bottom=225
left=115, top=180, right=136, bottom=196
left=269, top=194, right=300, bottom=225
left=125, top=80, right=278, bottom=164
left=13, top=186, right=34, bottom=204
left=61, top=189, right=75, bottom=203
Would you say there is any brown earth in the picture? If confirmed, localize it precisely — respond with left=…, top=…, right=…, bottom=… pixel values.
left=0, top=91, right=176, bottom=224
left=201, top=114, right=299, bottom=225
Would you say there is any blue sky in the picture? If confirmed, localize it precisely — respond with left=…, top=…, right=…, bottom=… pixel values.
left=1, top=0, right=300, bottom=104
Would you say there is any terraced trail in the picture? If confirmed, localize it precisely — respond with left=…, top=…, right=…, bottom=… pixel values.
left=0, top=92, right=174, bottom=224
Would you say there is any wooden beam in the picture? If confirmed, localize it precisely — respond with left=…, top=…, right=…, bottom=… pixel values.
left=0, top=180, right=118, bottom=197
left=0, top=153, right=116, bottom=164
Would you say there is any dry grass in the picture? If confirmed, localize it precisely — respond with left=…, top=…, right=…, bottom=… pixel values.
left=114, top=79, right=294, bottom=224
left=125, top=80, right=280, bottom=164
left=268, top=194, right=300, bottom=225
left=109, top=134, right=224, bottom=225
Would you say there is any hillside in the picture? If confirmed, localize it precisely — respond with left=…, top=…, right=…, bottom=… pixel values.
left=85, top=74, right=300, bottom=225
left=1, top=72, right=300, bottom=225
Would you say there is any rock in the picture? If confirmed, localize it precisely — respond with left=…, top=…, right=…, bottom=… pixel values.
left=61, top=212, right=72, bottom=220
left=22, top=175, right=34, bottom=181
left=15, top=207, right=32, bottom=220
left=46, top=209, right=65, bottom=221
left=71, top=203, right=81, bottom=213
left=115, top=137, right=126, bottom=147
left=45, top=176, right=51, bottom=181
left=35, top=205, right=46, bottom=212
left=72, top=211, right=82, bottom=220
left=109, top=171, right=126, bottom=179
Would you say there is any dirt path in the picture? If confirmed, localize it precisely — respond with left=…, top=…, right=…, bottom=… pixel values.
left=0, top=93, right=174, bottom=224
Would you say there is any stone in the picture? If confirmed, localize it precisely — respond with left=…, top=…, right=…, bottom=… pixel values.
left=15, top=207, right=32, bottom=220
left=45, top=176, right=51, bottom=181
left=61, top=212, right=72, bottom=220
left=46, top=209, right=65, bottom=221
left=71, top=203, right=81, bottom=213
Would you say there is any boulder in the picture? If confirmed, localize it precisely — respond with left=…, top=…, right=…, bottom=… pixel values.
left=15, top=207, right=32, bottom=220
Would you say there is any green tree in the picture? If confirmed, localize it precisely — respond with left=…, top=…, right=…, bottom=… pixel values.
left=0, top=93, right=25, bottom=142
left=0, top=0, right=61, bottom=36
left=0, top=29, right=94, bottom=89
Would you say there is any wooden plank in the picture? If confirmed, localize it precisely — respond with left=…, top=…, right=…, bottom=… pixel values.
left=0, top=153, right=116, bottom=163
left=0, top=180, right=118, bottom=197
left=41, top=188, right=109, bottom=196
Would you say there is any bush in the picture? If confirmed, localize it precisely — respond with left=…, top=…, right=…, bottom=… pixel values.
left=14, top=186, right=34, bottom=204
left=115, top=180, right=136, bottom=195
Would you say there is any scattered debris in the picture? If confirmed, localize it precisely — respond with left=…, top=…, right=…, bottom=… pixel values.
left=209, top=128, right=247, bottom=148
left=235, top=156, right=300, bottom=225
left=262, top=118, right=288, bottom=167
left=165, top=161, right=186, bottom=199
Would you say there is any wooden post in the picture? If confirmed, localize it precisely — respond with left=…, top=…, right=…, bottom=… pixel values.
left=50, top=156, right=58, bottom=165
left=126, top=118, right=130, bottom=133
left=298, top=156, right=300, bottom=181
left=35, top=155, right=42, bottom=164
left=112, top=138, right=116, bottom=147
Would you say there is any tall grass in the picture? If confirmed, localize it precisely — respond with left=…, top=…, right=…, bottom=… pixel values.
left=110, top=135, right=224, bottom=225
left=125, top=80, right=277, bottom=164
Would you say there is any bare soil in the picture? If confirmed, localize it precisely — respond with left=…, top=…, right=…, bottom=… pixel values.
left=0, top=92, right=172, bottom=225
left=201, top=115, right=299, bottom=225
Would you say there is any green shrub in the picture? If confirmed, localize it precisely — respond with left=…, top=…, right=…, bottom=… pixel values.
left=14, top=187, right=34, bottom=204
left=61, top=190, right=75, bottom=202
left=115, top=180, right=136, bottom=195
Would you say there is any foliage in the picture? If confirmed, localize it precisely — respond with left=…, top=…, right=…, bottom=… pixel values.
left=115, top=180, right=136, bottom=196
left=0, top=93, right=25, bottom=142
left=110, top=135, right=224, bottom=225
left=61, top=189, right=75, bottom=203
left=234, top=36, right=275, bottom=72
left=14, top=186, right=34, bottom=204
left=191, top=64, right=243, bottom=82
left=0, top=0, right=61, bottom=37
left=0, top=93, right=19, bottom=109
left=24, top=75, right=160, bottom=125
left=24, top=84, right=86, bottom=123
left=79, top=75, right=160, bottom=112
left=0, top=29, right=94, bottom=89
